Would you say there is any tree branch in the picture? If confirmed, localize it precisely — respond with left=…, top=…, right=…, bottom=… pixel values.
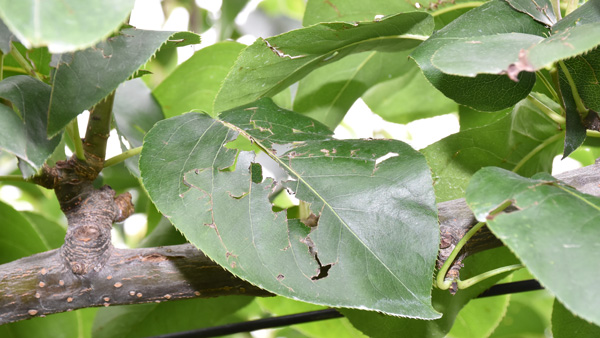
left=1, top=162, right=598, bottom=325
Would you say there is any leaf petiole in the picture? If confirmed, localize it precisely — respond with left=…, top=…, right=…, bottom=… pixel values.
left=0, top=175, right=27, bottom=182
left=9, top=42, right=43, bottom=82
left=457, top=264, right=523, bottom=289
left=104, top=146, right=142, bottom=168
left=526, top=94, right=565, bottom=125
left=436, top=200, right=512, bottom=290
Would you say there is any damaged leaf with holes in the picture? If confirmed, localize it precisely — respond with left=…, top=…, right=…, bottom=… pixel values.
left=140, top=98, right=440, bottom=318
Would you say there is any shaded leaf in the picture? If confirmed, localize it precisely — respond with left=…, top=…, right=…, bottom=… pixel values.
left=0, top=0, right=135, bottom=53
left=92, top=296, right=254, bottom=338
left=21, top=211, right=66, bottom=250
left=293, top=50, right=411, bottom=129
left=466, top=167, right=600, bottom=326
left=552, top=299, right=600, bottom=338
left=48, top=28, right=200, bottom=136
left=551, top=0, right=600, bottom=32
left=343, top=247, right=519, bottom=338
left=506, top=0, right=556, bottom=26
left=213, top=12, right=433, bottom=112
left=220, top=0, right=249, bottom=40
left=422, top=98, right=562, bottom=202
left=113, top=78, right=164, bottom=175
left=559, top=65, right=587, bottom=158
left=153, top=41, right=245, bottom=118
left=363, top=60, right=458, bottom=124
left=0, top=200, right=50, bottom=263
left=0, top=75, right=61, bottom=175
left=411, top=0, right=548, bottom=111
left=561, top=48, right=600, bottom=113
left=140, top=98, right=440, bottom=318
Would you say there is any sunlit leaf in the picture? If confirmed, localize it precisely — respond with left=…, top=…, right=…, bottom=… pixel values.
left=153, top=41, right=245, bottom=118
left=505, top=0, right=556, bottom=26
left=466, top=167, right=600, bottom=326
left=48, top=28, right=200, bottom=136
left=140, top=98, right=440, bottom=318
left=213, top=12, right=433, bottom=112
left=293, top=50, right=411, bottom=129
left=0, top=0, right=135, bottom=53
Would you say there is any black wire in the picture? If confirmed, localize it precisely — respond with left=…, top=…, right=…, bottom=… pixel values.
left=149, top=279, right=543, bottom=338
left=151, top=309, right=343, bottom=338
left=476, top=279, right=543, bottom=298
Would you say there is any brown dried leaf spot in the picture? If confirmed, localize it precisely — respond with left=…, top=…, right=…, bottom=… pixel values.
left=506, top=49, right=535, bottom=82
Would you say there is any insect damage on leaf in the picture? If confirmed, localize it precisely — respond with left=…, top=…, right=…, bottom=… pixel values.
left=506, top=49, right=535, bottom=81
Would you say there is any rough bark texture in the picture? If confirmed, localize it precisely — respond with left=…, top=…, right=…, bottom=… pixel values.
left=1, top=161, right=598, bottom=325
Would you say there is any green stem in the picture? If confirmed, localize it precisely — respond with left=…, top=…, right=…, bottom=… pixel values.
left=558, top=61, right=588, bottom=115
left=526, top=95, right=565, bottom=125
left=9, top=43, right=42, bottom=81
left=535, top=71, right=559, bottom=103
left=512, top=131, right=564, bottom=173
left=457, top=264, right=524, bottom=289
left=66, top=119, right=85, bottom=161
left=436, top=221, right=486, bottom=290
left=587, top=130, right=600, bottom=138
left=0, top=175, right=27, bottom=182
left=430, top=2, right=485, bottom=17
left=436, top=200, right=512, bottom=290
left=104, top=147, right=142, bottom=168
left=551, top=0, right=562, bottom=21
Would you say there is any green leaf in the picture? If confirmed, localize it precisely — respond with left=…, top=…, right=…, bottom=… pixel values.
left=447, top=293, right=511, bottom=338
left=153, top=41, right=245, bottom=118
left=0, top=0, right=135, bottom=52
left=505, top=0, right=556, bottom=26
left=0, top=200, right=63, bottom=264
left=0, top=308, right=97, bottom=338
left=48, top=28, right=200, bottom=137
left=466, top=167, right=600, bottom=326
left=213, top=12, right=433, bottom=112
left=558, top=65, right=587, bottom=158
left=552, top=299, right=600, bottom=338
left=431, top=24, right=600, bottom=80
left=21, top=211, right=66, bottom=250
left=113, top=78, right=164, bottom=175
left=293, top=50, right=411, bottom=129
left=0, top=75, right=60, bottom=175
left=140, top=98, right=440, bottom=318
left=422, top=98, right=562, bottom=202
left=363, top=60, right=458, bottom=124
left=302, top=0, right=481, bottom=27
left=92, top=296, right=254, bottom=338
left=257, top=297, right=365, bottom=337
left=561, top=48, right=600, bottom=113
left=220, top=0, right=249, bottom=40
left=411, top=0, right=548, bottom=111
left=343, top=247, right=519, bottom=338
left=552, top=0, right=600, bottom=32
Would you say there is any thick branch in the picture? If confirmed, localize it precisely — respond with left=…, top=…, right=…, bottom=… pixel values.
left=0, top=245, right=271, bottom=325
